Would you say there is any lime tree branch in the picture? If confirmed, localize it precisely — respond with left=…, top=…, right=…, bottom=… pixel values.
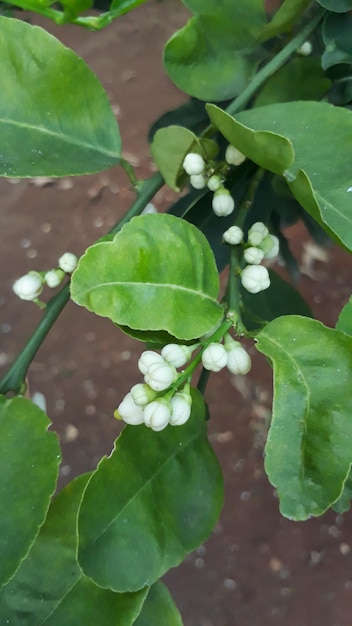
left=0, top=172, right=163, bottom=395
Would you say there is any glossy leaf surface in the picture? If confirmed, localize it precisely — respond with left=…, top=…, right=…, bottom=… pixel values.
left=256, top=316, right=352, bottom=520
left=78, top=389, right=224, bottom=592
left=164, top=0, right=266, bottom=101
left=110, top=0, right=148, bottom=14
left=133, top=582, right=183, bottom=626
left=207, top=101, right=352, bottom=251
left=0, top=396, right=60, bottom=588
left=322, top=12, right=352, bottom=70
left=0, top=474, right=147, bottom=624
left=315, top=0, right=352, bottom=11
left=0, top=17, right=121, bottom=177
left=71, top=214, right=224, bottom=340
left=260, top=0, right=311, bottom=41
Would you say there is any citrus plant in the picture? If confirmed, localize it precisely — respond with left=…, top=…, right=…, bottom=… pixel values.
left=1, top=0, right=352, bottom=623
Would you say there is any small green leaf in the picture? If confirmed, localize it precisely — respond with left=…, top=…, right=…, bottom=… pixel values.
left=71, top=214, right=224, bottom=341
left=0, top=17, right=121, bottom=177
left=256, top=316, right=352, bottom=520
left=0, top=474, right=147, bottom=624
left=78, top=389, right=224, bottom=592
left=208, top=101, right=352, bottom=251
left=336, top=296, right=352, bottom=335
left=260, top=0, right=311, bottom=41
left=206, top=104, right=295, bottom=175
left=133, top=582, right=183, bottom=626
left=110, top=0, right=148, bottom=14
left=150, top=126, right=218, bottom=191
left=241, top=269, right=312, bottom=331
left=254, top=58, right=331, bottom=106
left=0, top=396, right=61, bottom=587
left=163, top=0, right=266, bottom=101
left=315, top=0, right=352, bottom=12
left=322, top=12, right=352, bottom=71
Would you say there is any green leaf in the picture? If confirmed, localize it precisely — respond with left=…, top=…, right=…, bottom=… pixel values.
left=0, top=474, right=147, bottom=624
left=206, top=104, right=295, bottom=175
left=133, top=582, right=183, bottom=626
left=332, top=468, right=352, bottom=513
left=207, top=101, right=352, bottom=251
left=150, top=126, right=218, bottom=191
left=110, top=0, right=148, bottom=14
left=315, top=0, right=352, bottom=12
left=256, top=316, right=352, bottom=520
left=71, top=214, right=224, bottom=341
left=78, top=388, right=224, bottom=592
left=0, top=396, right=61, bottom=587
left=322, top=12, right=352, bottom=71
left=254, top=58, right=331, bottom=106
left=241, top=269, right=312, bottom=331
left=260, top=0, right=311, bottom=41
left=0, top=17, right=121, bottom=177
left=336, top=296, right=352, bottom=335
left=163, top=0, right=266, bottom=101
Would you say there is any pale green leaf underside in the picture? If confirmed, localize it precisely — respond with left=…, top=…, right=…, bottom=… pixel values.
left=0, top=17, right=121, bottom=177
left=78, top=389, right=224, bottom=592
left=207, top=101, right=352, bottom=251
left=0, top=396, right=61, bottom=588
left=71, top=214, right=223, bottom=340
left=256, top=316, right=352, bottom=520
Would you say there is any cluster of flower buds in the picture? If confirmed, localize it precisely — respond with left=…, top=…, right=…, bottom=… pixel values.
left=201, top=333, right=251, bottom=375
left=182, top=151, right=236, bottom=218
left=12, top=252, right=78, bottom=302
left=115, top=344, right=195, bottom=431
left=222, top=221, right=279, bottom=295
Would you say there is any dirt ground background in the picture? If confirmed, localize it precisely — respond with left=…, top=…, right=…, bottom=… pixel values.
left=1, top=1, right=352, bottom=624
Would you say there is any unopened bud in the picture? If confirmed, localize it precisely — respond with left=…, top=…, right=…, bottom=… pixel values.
left=143, top=398, right=171, bottom=431
left=225, top=145, right=246, bottom=166
left=207, top=175, right=222, bottom=192
left=241, top=264, right=270, bottom=294
left=114, top=392, right=144, bottom=425
left=223, top=225, right=243, bottom=245
left=13, top=272, right=43, bottom=301
left=44, top=269, right=65, bottom=288
left=130, top=383, right=156, bottom=406
left=161, top=343, right=194, bottom=368
left=170, top=389, right=192, bottom=426
left=260, top=234, right=280, bottom=259
left=183, top=153, right=205, bottom=176
left=201, top=342, right=228, bottom=372
left=144, top=360, right=178, bottom=391
left=212, top=190, right=235, bottom=217
left=190, top=174, right=207, bottom=189
left=247, top=222, right=269, bottom=246
left=138, top=350, right=164, bottom=375
left=58, top=252, right=78, bottom=273
left=243, top=246, right=264, bottom=265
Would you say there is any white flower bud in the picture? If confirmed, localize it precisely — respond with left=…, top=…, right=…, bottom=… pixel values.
left=130, top=383, right=156, bottom=406
left=247, top=222, right=269, bottom=246
left=223, top=225, right=243, bottom=245
left=297, top=40, right=312, bottom=56
left=190, top=174, right=207, bottom=189
left=241, top=264, right=270, bottom=294
left=225, top=144, right=246, bottom=166
left=212, top=190, right=235, bottom=217
left=170, top=390, right=192, bottom=426
left=144, top=360, right=178, bottom=391
left=58, top=252, right=78, bottom=273
left=114, top=392, right=144, bottom=425
left=201, top=342, right=228, bottom=372
left=138, top=350, right=164, bottom=375
left=243, top=246, right=264, bottom=265
left=161, top=343, right=193, bottom=368
left=13, top=273, right=43, bottom=301
left=183, top=153, right=205, bottom=176
left=142, top=202, right=157, bottom=215
left=44, top=269, right=65, bottom=288
left=224, top=337, right=251, bottom=375
left=260, top=234, right=280, bottom=259
left=207, top=175, right=221, bottom=192
left=143, top=398, right=171, bottom=431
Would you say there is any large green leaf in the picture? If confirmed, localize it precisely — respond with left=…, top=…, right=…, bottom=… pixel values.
left=241, top=269, right=312, bottom=331
left=78, top=389, right=223, bottom=592
left=336, top=296, right=352, bottom=335
left=260, top=0, right=311, bottom=41
left=133, top=582, right=183, bottom=626
left=254, top=58, right=330, bottom=106
left=0, top=17, right=121, bottom=177
left=71, top=214, right=224, bottom=341
left=207, top=101, right=352, bottom=251
left=150, top=126, right=218, bottom=191
left=163, top=0, right=266, bottom=101
left=315, top=0, right=352, bottom=12
left=0, top=474, right=147, bottom=624
left=256, top=316, right=352, bottom=520
left=322, top=12, right=352, bottom=70
left=0, top=396, right=60, bottom=588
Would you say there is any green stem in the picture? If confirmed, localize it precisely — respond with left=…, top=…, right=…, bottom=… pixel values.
left=120, top=158, right=139, bottom=190
left=0, top=172, right=164, bottom=395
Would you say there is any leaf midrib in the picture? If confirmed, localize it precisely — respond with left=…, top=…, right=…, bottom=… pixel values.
left=75, top=281, right=219, bottom=302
